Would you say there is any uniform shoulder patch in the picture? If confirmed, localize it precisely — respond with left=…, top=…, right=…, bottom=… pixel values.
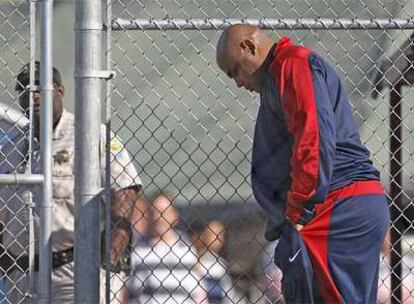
left=110, top=137, right=123, bottom=154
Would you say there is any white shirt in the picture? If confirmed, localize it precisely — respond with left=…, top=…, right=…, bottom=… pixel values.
left=128, top=232, right=207, bottom=304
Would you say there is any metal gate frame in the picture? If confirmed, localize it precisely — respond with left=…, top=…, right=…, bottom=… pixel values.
left=0, top=0, right=54, bottom=302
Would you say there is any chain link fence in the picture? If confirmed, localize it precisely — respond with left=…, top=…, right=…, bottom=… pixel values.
left=0, top=0, right=38, bottom=302
left=0, top=0, right=413, bottom=303
left=107, top=0, right=414, bottom=303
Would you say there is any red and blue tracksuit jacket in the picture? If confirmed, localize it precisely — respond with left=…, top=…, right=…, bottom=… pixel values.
left=252, top=37, right=389, bottom=303
left=252, top=36, right=381, bottom=240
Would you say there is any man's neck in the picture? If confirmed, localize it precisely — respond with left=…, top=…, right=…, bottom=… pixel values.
left=156, top=230, right=178, bottom=245
left=33, top=111, right=63, bottom=142
left=53, top=111, right=63, bottom=131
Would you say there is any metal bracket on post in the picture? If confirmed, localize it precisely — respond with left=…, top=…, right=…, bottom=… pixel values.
left=26, top=84, right=40, bottom=92
left=75, top=70, right=116, bottom=80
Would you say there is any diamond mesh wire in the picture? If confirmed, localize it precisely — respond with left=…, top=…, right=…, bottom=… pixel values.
left=107, top=1, right=414, bottom=303
left=0, top=0, right=413, bottom=303
left=0, top=1, right=35, bottom=303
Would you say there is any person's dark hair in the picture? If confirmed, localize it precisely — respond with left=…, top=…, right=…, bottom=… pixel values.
left=15, top=61, right=62, bottom=92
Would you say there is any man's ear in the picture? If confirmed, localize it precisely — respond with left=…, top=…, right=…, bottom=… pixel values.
left=240, top=39, right=257, bottom=55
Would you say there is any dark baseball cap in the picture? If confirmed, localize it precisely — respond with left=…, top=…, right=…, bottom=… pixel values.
left=15, top=61, right=62, bottom=91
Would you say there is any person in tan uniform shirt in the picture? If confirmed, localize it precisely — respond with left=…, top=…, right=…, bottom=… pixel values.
left=0, top=62, right=142, bottom=303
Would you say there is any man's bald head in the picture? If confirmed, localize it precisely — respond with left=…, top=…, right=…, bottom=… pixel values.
left=216, top=24, right=274, bottom=93
left=216, top=24, right=262, bottom=62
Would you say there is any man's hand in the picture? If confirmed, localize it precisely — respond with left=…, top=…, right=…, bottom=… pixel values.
left=294, top=224, right=304, bottom=231
left=286, top=216, right=304, bottom=231
left=110, top=187, right=139, bottom=268
left=286, top=205, right=315, bottom=231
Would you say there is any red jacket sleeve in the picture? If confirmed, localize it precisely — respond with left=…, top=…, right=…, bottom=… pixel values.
left=271, top=50, right=330, bottom=223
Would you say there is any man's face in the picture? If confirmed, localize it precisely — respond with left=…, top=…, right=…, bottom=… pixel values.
left=217, top=41, right=263, bottom=93
left=151, top=195, right=178, bottom=235
left=132, top=197, right=150, bottom=237
left=17, top=80, right=64, bottom=130
left=202, top=221, right=225, bottom=254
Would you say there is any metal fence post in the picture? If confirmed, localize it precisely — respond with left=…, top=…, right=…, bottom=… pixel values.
left=28, top=0, right=37, bottom=301
left=38, top=0, right=54, bottom=302
left=104, top=0, right=113, bottom=302
left=390, top=85, right=403, bottom=304
left=74, top=0, right=103, bottom=302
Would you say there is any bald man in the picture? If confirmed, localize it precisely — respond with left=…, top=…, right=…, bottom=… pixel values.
left=216, top=25, right=389, bottom=303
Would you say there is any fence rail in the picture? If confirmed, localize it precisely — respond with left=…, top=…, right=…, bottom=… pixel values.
left=0, top=174, right=43, bottom=185
left=112, top=17, right=414, bottom=30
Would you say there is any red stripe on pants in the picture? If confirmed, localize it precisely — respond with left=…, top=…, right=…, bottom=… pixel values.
left=299, top=180, right=384, bottom=303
